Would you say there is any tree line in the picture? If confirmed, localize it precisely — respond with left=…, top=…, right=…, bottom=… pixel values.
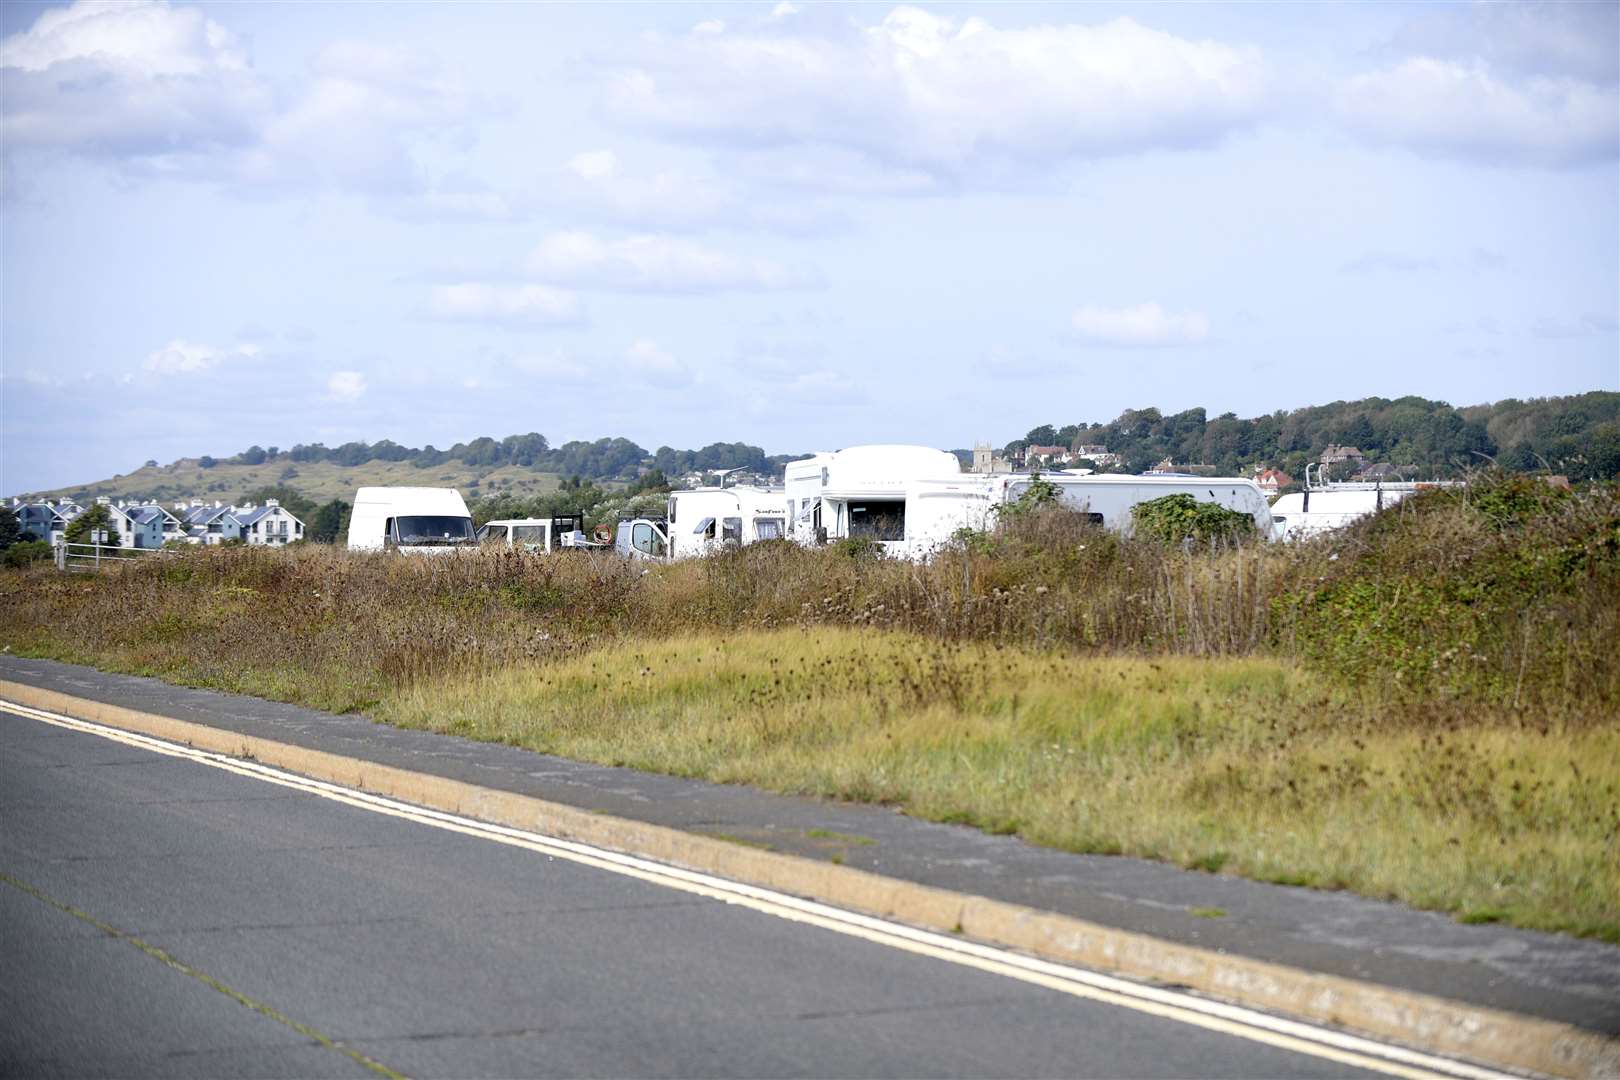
left=203, top=434, right=802, bottom=483
left=1000, top=392, right=1620, bottom=482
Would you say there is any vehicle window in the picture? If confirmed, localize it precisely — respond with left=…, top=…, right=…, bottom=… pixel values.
left=552, top=517, right=578, bottom=534
left=394, top=515, right=475, bottom=544
left=384, top=517, right=395, bottom=542
left=754, top=517, right=783, bottom=540
left=848, top=500, right=904, bottom=541
left=694, top=516, right=715, bottom=538
left=722, top=517, right=743, bottom=543
left=1085, top=513, right=1104, bottom=525
left=480, top=524, right=508, bottom=543
left=512, top=525, right=546, bottom=546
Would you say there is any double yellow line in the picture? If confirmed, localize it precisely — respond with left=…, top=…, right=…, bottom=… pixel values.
left=3, top=698, right=1518, bottom=1080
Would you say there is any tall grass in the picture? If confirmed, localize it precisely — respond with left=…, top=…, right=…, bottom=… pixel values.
left=2, top=472, right=1616, bottom=935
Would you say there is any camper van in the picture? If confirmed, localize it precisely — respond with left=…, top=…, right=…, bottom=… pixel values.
left=347, top=487, right=475, bottom=554
left=793, top=445, right=964, bottom=555
left=476, top=516, right=593, bottom=553
left=616, top=487, right=788, bottom=562
left=798, top=448, right=1274, bottom=558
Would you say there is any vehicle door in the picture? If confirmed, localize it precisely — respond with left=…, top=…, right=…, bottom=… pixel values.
left=478, top=523, right=510, bottom=548
left=630, top=519, right=668, bottom=560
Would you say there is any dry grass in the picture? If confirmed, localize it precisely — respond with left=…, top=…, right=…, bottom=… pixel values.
left=2, top=472, right=1616, bottom=938
left=377, top=628, right=1620, bottom=941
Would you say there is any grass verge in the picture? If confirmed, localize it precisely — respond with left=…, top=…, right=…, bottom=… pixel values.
left=375, top=627, right=1620, bottom=942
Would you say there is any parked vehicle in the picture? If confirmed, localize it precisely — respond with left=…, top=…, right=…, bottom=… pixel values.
left=617, top=486, right=788, bottom=561
left=476, top=516, right=596, bottom=553
left=793, top=445, right=964, bottom=557
left=347, top=487, right=475, bottom=554
left=1269, top=468, right=1456, bottom=540
left=990, top=473, right=1274, bottom=537
left=614, top=516, right=669, bottom=560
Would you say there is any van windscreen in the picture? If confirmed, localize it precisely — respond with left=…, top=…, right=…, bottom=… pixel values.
left=396, top=516, right=474, bottom=544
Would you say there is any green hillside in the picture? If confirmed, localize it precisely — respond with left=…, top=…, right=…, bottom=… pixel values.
left=27, top=458, right=566, bottom=506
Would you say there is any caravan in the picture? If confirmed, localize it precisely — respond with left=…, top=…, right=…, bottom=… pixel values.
left=615, top=486, right=788, bottom=561
left=1270, top=465, right=1456, bottom=540
left=792, top=445, right=965, bottom=557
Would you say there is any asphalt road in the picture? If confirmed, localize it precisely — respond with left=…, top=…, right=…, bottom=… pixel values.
left=0, top=707, right=1387, bottom=1079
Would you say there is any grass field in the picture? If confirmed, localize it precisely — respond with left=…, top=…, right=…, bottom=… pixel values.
left=20, top=457, right=566, bottom=505
left=2, top=472, right=1616, bottom=939
left=379, top=629, right=1620, bottom=941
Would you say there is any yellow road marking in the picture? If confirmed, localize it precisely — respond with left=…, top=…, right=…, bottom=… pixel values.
left=0, top=869, right=406, bottom=1080
left=3, top=699, right=1521, bottom=1080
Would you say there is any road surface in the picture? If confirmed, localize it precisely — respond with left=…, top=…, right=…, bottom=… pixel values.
left=2, top=704, right=1423, bottom=1078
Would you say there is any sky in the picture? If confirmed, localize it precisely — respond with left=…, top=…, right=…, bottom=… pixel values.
left=2, top=0, right=1617, bottom=494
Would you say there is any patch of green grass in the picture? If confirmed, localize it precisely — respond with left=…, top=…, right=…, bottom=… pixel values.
left=1189, top=907, right=1227, bottom=919
left=805, top=829, right=876, bottom=846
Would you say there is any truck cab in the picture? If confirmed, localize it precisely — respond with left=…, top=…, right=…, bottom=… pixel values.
left=615, top=516, right=669, bottom=560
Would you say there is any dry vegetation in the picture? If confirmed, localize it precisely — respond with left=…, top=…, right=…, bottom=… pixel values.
left=2, top=473, right=1616, bottom=938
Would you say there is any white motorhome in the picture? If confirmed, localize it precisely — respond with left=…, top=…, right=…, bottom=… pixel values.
left=347, top=487, right=475, bottom=554
left=797, top=445, right=966, bottom=557
left=784, top=452, right=836, bottom=545
left=476, top=516, right=592, bottom=553
left=665, top=486, right=787, bottom=559
left=1269, top=475, right=1456, bottom=540
left=614, top=486, right=788, bottom=561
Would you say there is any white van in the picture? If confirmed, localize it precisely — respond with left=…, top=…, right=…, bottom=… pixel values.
left=347, top=487, right=475, bottom=554
left=614, top=486, right=789, bottom=562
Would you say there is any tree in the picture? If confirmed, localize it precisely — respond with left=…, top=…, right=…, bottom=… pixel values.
left=0, top=506, right=19, bottom=549
left=198, top=456, right=217, bottom=469
left=65, top=504, right=121, bottom=547
left=235, top=445, right=268, bottom=466
left=308, top=500, right=351, bottom=543
left=1024, top=425, right=1058, bottom=446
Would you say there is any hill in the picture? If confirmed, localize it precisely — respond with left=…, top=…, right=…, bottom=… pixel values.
left=15, top=391, right=1618, bottom=510
left=25, top=457, right=567, bottom=507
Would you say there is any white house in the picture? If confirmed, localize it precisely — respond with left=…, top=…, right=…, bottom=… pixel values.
left=234, top=499, right=304, bottom=546
left=180, top=501, right=245, bottom=544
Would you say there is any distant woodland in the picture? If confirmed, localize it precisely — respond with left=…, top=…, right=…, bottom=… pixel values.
left=999, top=392, right=1620, bottom=482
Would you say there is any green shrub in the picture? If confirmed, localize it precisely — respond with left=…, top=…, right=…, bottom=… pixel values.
left=3, top=540, right=52, bottom=568
left=1131, top=494, right=1256, bottom=546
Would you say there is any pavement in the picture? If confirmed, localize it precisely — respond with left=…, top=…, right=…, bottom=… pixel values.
left=4, top=699, right=1390, bottom=1079
left=0, top=654, right=1616, bottom=1069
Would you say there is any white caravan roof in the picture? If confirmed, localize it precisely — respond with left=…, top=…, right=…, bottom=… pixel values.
left=352, top=487, right=471, bottom=517
left=820, top=445, right=962, bottom=498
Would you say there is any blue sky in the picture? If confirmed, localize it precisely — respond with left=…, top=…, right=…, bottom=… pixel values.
left=2, top=0, right=1616, bottom=493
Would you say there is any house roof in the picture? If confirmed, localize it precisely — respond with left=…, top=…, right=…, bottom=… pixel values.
left=235, top=504, right=304, bottom=527
left=185, top=505, right=234, bottom=525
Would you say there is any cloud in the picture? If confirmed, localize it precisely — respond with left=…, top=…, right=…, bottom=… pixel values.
left=1, top=1, right=270, bottom=158
left=325, top=371, right=367, bottom=401
left=525, top=231, right=818, bottom=293
left=625, top=339, right=693, bottom=387
left=1386, top=2, right=1618, bottom=85
left=601, top=7, right=1268, bottom=181
left=1336, top=57, right=1617, bottom=168
left=1339, top=3, right=1617, bottom=169
left=1070, top=303, right=1210, bottom=347
left=142, top=339, right=259, bottom=376
left=1, top=3, right=477, bottom=195
left=427, top=284, right=583, bottom=327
